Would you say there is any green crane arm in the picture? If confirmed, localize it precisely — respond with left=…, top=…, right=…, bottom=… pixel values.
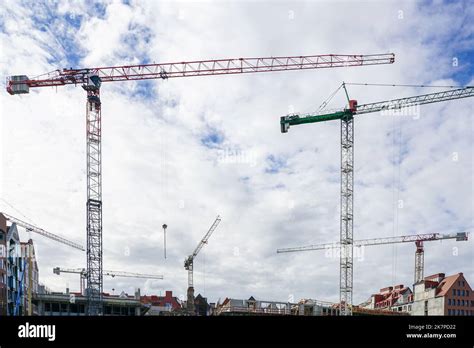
left=280, top=86, right=474, bottom=133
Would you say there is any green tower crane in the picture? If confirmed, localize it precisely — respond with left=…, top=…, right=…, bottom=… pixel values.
left=280, top=86, right=474, bottom=315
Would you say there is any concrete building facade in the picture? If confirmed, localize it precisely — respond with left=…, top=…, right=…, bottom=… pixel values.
left=34, top=289, right=143, bottom=316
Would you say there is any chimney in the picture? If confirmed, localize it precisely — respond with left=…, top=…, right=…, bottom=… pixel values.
left=425, top=273, right=445, bottom=283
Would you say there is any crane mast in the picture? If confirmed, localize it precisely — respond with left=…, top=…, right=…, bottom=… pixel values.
left=184, top=215, right=221, bottom=314
left=7, top=53, right=394, bottom=315
left=280, top=86, right=474, bottom=316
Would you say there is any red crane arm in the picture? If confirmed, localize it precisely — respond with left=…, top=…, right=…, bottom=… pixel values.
left=7, top=53, right=394, bottom=94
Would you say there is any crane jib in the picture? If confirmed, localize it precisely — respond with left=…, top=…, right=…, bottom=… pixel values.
left=280, top=87, right=474, bottom=133
left=6, top=53, right=395, bottom=95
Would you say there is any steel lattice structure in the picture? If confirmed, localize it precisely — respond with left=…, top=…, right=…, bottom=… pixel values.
left=279, top=86, right=474, bottom=315
left=277, top=232, right=468, bottom=297
left=340, top=114, right=354, bottom=315
left=6, top=53, right=394, bottom=315
left=2, top=213, right=84, bottom=251
left=54, top=267, right=163, bottom=295
left=184, top=215, right=221, bottom=313
left=6, top=54, right=395, bottom=91
left=54, top=267, right=163, bottom=279
left=276, top=232, right=468, bottom=253
left=83, top=77, right=104, bottom=315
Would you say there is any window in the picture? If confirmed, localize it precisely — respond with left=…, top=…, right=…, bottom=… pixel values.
left=467, top=291, right=470, bottom=297
left=458, top=281, right=461, bottom=287
left=453, top=289, right=456, bottom=296
left=463, top=281, right=465, bottom=287
left=448, top=299, right=451, bottom=305
left=471, top=300, right=474, bottom=307
left=462, top=300, right=465, bottom=306
left=448, top=309, right=451, bottom=315
left=457, top=289, right=461, bottom=296
left=104, top=306, right=112, bottom=315
left=461, top=310, right=464, bottom=315
left=457, top=300, right=460, bottom=306
left=462, top=290, right=465, bottom=296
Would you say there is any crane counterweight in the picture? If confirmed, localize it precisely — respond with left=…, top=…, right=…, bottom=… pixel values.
left=6, top=75, right=30, bottom=95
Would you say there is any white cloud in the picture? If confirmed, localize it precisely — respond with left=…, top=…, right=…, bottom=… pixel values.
left=0, top=0, right=472, bottom=305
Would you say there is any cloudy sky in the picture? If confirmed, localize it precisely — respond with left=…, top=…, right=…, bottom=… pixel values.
left=0, top=0, right=472, bottom=305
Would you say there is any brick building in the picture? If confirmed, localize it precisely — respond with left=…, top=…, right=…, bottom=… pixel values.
left=141, top=290, right=182, bottom=315
left=412, top=273, right=473, bottom=316
left=361, top=284, right=414, bottom=314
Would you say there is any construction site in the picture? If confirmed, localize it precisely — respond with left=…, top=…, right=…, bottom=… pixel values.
left=1, top=0, right=473, bottom=322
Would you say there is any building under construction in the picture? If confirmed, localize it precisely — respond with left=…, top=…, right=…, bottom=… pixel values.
left=213, top=296, right=407, bottom=316
left=33, top=288, right=143, bottom=316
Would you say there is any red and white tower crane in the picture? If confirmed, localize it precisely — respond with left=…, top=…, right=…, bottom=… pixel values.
left=6, top=53, right=395, bottom=315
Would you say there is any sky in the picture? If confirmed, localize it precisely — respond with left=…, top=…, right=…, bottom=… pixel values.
left=0, top=0, right=473, bottom=305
